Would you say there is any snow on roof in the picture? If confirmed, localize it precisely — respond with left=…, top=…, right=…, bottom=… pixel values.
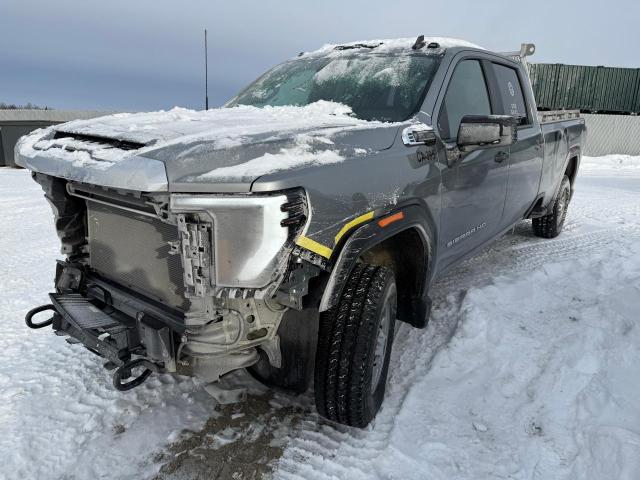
left=300, top=36, right=483, bottom=57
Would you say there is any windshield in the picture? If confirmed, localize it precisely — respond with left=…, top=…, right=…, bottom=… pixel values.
left=227, top=54, right=441, bottom=122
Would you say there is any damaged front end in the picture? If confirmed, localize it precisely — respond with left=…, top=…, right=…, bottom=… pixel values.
left=26, top=172, right=320, bottom=401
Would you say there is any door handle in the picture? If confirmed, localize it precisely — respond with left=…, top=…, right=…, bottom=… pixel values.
left=494, top=151, right=509, bottom=163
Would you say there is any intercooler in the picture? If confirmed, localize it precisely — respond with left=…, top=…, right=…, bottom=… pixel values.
left=86, top=201, right=189, bottom=310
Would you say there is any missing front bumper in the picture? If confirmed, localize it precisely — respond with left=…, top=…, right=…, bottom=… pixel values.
left=49, top=293, right=135, bottom=365
left=25, top=292, right=168, bottom=391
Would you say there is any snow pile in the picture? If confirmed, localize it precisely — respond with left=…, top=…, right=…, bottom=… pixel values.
left=581, top=154, right=640, bottom=171
left=302, top=37, right=483, bottom=57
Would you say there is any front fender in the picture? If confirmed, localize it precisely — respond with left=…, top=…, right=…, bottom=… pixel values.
left=319, top=204, right=436, bottom=328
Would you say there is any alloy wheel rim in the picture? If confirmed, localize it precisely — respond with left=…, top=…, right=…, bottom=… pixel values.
left=557, top=188, right=569, bottom=228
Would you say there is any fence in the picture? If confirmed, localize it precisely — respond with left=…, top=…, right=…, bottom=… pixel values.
left=582, top=114, right=640, bottom=157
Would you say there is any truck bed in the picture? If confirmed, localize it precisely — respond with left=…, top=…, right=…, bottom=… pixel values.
left=537, top=110, right=585, bottom=207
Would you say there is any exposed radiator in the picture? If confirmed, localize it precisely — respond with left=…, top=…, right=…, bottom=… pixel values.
left=86, top=202, right=189, bottom=310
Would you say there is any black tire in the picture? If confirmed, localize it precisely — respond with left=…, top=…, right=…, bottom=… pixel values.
left=314, top=263, right=397, bottom=428
left=533, top=175, right=571, bottom=239
left=248, top=305, right=319, bottom=394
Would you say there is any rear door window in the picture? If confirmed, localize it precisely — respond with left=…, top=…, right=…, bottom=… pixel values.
left=492, top=63, right=528, bottom=122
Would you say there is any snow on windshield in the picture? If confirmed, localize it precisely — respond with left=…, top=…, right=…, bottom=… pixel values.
left=229, top=54, right=441, bottom=122
left=313, top=56, right=410, bottom=87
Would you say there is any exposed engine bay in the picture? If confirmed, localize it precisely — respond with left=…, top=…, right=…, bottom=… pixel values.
left=26, top=172, right=321, bottom=401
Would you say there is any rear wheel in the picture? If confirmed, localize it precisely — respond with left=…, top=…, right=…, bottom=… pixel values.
left=533, top=175, right=571, bottom=238
left=314, top=263, right=396, bottom=428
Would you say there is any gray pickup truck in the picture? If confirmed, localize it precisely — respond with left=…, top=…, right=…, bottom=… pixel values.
left=17, top=36, right=584, bottom=428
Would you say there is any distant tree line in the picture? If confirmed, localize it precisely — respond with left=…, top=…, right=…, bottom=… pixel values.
left=0, top=102, right=50, bottom=110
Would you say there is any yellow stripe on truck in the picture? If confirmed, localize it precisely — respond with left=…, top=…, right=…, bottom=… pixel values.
left=296, top=235, right=333, bottom=259
left=296, top=211, right=375, bottom=259
left=334, top=211, right=375, bottom=245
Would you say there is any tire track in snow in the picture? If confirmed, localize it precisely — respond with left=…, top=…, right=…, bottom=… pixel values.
left=277, top=293, right=467, bottom=480
left=434, top=224, right=640, bottom=300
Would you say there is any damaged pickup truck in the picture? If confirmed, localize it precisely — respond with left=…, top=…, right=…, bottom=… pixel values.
left=17, top=36, right=584, bottom=428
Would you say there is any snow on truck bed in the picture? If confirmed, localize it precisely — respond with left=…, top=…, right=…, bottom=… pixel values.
left=1, top=155, right=639, bottom=480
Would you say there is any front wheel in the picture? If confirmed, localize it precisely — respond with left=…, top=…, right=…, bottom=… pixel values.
left=533, top=175, right=571, bottom=238
left=314, top=263, right=397, bottom=428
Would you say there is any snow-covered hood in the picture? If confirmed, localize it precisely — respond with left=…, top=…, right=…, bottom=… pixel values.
left=15, top=101, right=400, bottom=192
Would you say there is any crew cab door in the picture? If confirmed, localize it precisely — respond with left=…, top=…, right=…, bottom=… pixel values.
left=488, top=61, right=544, bottom=226
left=435, top=58, right=510, bottom=271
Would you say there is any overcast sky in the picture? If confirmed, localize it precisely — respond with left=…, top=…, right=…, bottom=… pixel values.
left=2, top=0, right=638, bottom=112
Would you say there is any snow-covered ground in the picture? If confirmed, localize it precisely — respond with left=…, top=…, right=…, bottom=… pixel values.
left=0, top=155, right=638, bottom=480
left=276, top=155, right=640, bottom=480
left=0, top=168, right=215, bottom=479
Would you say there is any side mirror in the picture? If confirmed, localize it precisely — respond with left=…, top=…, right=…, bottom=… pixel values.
left=457, top=115, right=519, bottom=152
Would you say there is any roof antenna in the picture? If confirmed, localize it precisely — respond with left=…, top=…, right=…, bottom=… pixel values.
left=412, top=35, right=426, bottom=50
left=204, top=29, right=209, bottom=110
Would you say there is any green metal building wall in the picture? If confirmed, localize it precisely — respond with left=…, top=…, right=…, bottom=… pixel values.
left=529, top=63, right=640, bottom=114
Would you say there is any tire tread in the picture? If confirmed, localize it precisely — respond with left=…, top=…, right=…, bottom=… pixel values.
left=533, top=175, right=571, bottom=239
left=315, top=264, right=395, bottom=427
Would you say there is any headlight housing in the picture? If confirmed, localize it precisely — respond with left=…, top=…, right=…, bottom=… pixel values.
left=170, top=194, right=291, bottom=289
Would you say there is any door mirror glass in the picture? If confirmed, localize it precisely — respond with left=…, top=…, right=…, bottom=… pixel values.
left=457, top=115, right=518, bottom=152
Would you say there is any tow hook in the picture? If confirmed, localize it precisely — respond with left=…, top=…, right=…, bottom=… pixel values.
left=112, top=358, right=160, bottom=392
left=25, top=304, right=57, bottom=329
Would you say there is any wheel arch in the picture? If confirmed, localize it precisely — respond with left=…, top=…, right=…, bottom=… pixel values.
left=564, top=146, right=581, bottom=186
left=549, top=146, right=581, bottom=206
left=319, top=204, right=436, bottom=329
